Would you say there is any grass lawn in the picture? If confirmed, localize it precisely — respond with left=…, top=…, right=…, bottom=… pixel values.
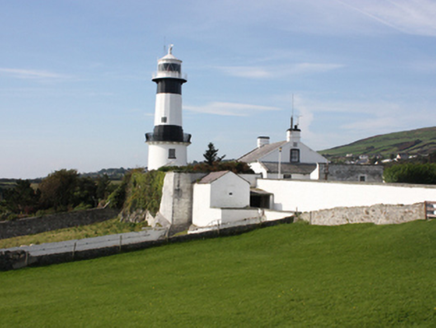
left=1, top=220, right=436, bottom=327
left=0, top=218, right=146, bottom=249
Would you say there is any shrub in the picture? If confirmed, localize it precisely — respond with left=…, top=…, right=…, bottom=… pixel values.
left=383, top=163, right=436, bottom=184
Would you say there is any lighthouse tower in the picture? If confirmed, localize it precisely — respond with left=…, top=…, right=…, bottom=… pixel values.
left=145, top=45, right=191, bottom=170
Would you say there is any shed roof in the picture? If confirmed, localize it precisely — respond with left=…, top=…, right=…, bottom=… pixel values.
left=198, top=170, right=250, bottom=185
left=197, top=171, right=230, bottom=184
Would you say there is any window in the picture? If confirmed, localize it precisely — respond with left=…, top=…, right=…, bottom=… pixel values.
left=158, top=63, right=181, bottom=72
left=290, top=149, right=300, bottom=163
left=168, top=149, right=176, bottom=159
left=161, top=116, right=167, bottom=123
left=359, top=175, right=366, bottom=182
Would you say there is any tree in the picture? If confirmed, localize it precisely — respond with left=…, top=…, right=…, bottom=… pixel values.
left=2, top=180, right=39, bottom=214
left=96, top=174, right=112, bottom=201
left=73, top=177, right=97, bottom=208
left=383, top=163, right=436, bottom=184
left=203, top=142, right=225, bottom=166
left=38, top=169, right=80, bottom=211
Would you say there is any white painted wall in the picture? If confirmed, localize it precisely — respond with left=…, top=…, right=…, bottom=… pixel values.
left=192, top=183, right=218, bottom=226
left=210, top=172, right=250, bottom=208
left=249, top=162, right=267, bottom=178
left=159, top=172, right=206, bottom=228
left=153, top=94, right=182, bottom=126
left=256, top=179, right=436, bottom=212
left=264, top=209, right=294, bottom=221
left=221, top=208, right=259, bottom=223
left=192, top=171, right=251, bottom=227
left=260, top=141, right=327, bottom=164
left=237, top=174, right=261, bottom=187
left=147, top=142, right=188, bottom=170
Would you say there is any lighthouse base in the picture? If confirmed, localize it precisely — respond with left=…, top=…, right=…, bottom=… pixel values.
left=147, top=141, right=190, bottom=170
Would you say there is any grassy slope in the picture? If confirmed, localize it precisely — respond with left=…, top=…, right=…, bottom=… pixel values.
left=1, top=221, right=436, bottom=327
left=320, top=126, right=436, bottom=157
left=0, top=218, right=146, bottom=249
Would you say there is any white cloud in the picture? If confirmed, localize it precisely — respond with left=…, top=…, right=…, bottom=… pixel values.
left=218, top=66, right=272, bottom=78
left=185, top=102, right=281, bottom=116
left=336, top=0, right=436, bottom=36
left=0, top=68, right=70, bottom=80
left=217, top=62, right=343, bottom=79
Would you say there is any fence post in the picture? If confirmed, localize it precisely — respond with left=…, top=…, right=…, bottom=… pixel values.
left=424, top=202, right=428, bottom=220
left=72, top=242, right=76, bottom=259
left=119, top=235, right=122, bottom=252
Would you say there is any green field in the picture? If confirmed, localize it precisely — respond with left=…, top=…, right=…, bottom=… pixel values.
left=1, top=220, right=436, bottom=327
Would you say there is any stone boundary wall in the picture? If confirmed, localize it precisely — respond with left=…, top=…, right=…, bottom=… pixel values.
left=299, top=203, right=426, bottom=226
left=0, top=207, right=119, bottom=240
left=0, top=216, right=293, bottom=271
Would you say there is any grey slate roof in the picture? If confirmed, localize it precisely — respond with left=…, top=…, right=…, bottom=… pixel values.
left=198, top=171, right=230, bottom=184
left=238, top=141, right=287, bottom=163
left=260, top=162, right=317, bottom=175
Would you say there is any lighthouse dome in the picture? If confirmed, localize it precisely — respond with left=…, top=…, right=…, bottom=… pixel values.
left=153, top=45, right=186, bottom=81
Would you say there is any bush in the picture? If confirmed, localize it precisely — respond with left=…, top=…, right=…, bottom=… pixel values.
left=383, top=163, right=436, bottom=184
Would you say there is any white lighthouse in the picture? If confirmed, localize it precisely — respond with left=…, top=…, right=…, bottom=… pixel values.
left=146, top=45, right=191, bottom=170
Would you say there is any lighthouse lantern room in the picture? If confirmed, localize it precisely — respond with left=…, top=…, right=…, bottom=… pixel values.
left=145, top=45, right=191, bottom=170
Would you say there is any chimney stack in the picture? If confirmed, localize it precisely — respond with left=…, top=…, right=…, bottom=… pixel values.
left=257, top=136, right=270, bottom=148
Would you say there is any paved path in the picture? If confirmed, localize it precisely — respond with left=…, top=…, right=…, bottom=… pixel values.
left=0, top=228, right=168, bottom=257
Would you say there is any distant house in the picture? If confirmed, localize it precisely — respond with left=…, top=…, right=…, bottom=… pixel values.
left=238, top=124, right=328, bottom=179
left=238, top=120, right=383, bottom=182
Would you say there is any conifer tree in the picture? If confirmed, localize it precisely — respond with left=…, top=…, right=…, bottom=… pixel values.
left=203, top=142, right=225, bottom=166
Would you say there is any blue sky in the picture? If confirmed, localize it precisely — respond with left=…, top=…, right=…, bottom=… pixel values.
left=1, top=0, right=436, bottom=178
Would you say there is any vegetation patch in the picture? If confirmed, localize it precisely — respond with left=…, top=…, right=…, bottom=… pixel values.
left=384, top=163, right=436, bottom=184
left=107, top=169, right=165, bottom=221
left=1, top=220, right=435, bottom=327
left=0, top=218, right=146, bottom=249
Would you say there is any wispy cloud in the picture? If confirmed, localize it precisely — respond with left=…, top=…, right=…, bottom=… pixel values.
left=336, top=0, right=436, bottom=36
left=0, top=68, right=71, bottom=80
left=217, top=62, right=343, bottom=79
left=185, top=102, right=281, bottom=116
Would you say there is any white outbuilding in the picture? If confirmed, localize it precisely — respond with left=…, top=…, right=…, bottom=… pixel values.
left=192, top=171, right=259, bottom=227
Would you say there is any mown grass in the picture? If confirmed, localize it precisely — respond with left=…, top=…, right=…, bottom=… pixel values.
left=1, top=220, right=436, bottom=327
left=0, top=218, right=146, bottom=249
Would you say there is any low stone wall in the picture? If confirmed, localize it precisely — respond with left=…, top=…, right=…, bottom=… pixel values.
left=0, top=216, right=293, bottom=271
left=299, top=203, right=426, bottom=226
left=0, top=207, right=119, bottom=240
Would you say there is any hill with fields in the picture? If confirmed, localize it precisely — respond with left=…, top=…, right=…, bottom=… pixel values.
left=320, top=126, right=436, bottom=159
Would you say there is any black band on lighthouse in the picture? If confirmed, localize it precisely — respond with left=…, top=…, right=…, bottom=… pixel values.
left=155, top=79, right=185, bottom=94
left=146, top=125, right=191, bottom=143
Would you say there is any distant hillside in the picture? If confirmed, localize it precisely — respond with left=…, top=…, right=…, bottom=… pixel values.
left=320, top=126, right=436, bottom=158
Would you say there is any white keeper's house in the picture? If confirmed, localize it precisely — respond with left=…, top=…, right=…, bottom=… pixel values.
left=238, top=119, right=328, bottom=180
